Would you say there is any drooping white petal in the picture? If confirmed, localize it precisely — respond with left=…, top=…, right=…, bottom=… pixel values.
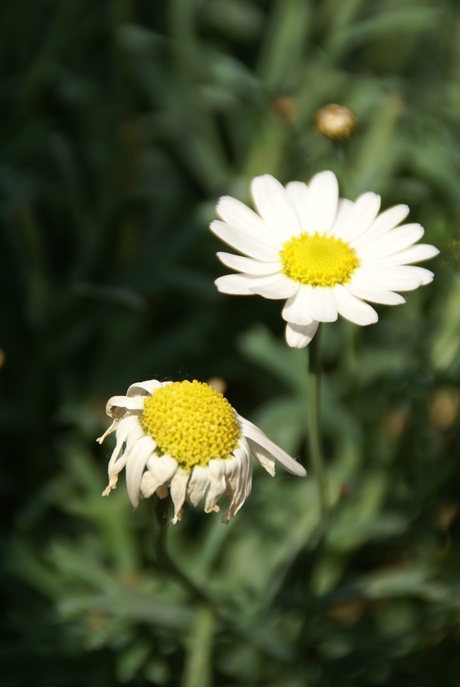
left=354, top=204, right=410, bottom=247
left=217, top=251, right=282, bottom=275
left=357, top=224, right=425, bottom=260
left=370, top=243, right=439, bottom=266
left=103, top=418, right=139, bottom=496
left=210, top=219, right=280, bottom=261
left=238, top=415, right=306, bottom=477
left=106, top=395, right=144, bottom=419
left=170, top=468, right=190, bottom=524
left=108, top=415, right=144, bottom=472
left=333, top=193, right=381, bottom=243
left=204, top=460, right=228, bottom=513
left=222, top=438, right=253, bottom=522
left=127, top=379, right=163, bottom=397
left=285, top=321, right=319, bottom=348
left=304, top=171, right=339, bottom=235
left=285, top=181, right=310, bottom=233
left=216, top=457, right=241, bottom=518
left=125, top=434, right=157, bottom=508
left=309, top=287, right=339, bottom=322
left=334, top=284, right=379, bottom=325
left=97, top=420, right=117, bottom=444
left=251, top=174, right=302, bottom=242
left=247, top=444, right=276, bottom=476
left=140, top=454, right=178, bottom=498
left=186, top=465, right=211, bottom=506
left=249, top=273, right=299, bottom=300
left=282, top=285, right=314, bottom=325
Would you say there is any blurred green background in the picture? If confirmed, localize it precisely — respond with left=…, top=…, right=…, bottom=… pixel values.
left=2, top=0, right=460, bottom=685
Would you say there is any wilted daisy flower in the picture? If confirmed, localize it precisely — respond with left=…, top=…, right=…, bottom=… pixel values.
left=98, top=379, right=306, bottom=524
left=210, top=172, right=439, bottom=348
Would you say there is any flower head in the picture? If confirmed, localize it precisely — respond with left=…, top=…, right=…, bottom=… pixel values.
left=98, top=379, right=306, bottom=524
left=210, top=172, right=439, bottom=348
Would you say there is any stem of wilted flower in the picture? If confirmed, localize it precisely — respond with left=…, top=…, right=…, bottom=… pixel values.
left=153, top=497, right=213, bottom=605
left=307, top=324, right=329, bottom=539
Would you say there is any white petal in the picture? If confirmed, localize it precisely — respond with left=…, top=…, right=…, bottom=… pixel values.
left=127, top=379, right=162, bottom=397
left=249, top=273, right=299, bottom=300
left=204, top=460, right=227, bottom=513
left=170, top=468, right=190, bottom=524
left=333, top=193, right=381, bottom=242
left=97, top=420, right=117, bottom=444
left=285, top=181, right=310, bottom=233
left=217, top=251, right=281, bottom=275
left=285, top=321, right=319, bottom=348
left=344, top=193, right=382, bottom=242
left=141, top=454, right=178, bottom=498
left=210, top=219, right=280, bottom=261
left=329, top=198, right=354, bottom=236
left=353, top=266, right=426, bottom=291
left=357, top=224, right=425, bottom=259
left=219, top=456, right=243, bottom=517
left=304, top=171, right=339, bottom=235
left=216, top=195, right=272, bottom=238
left=309, top=287, right=338, bottom=322
left=247, top=445, right=276, bottom=476
left=125, top=435, right=156, bottom=508
left=371, top=243, right=439, bottom=266
left=366, top=265, right=434, bottom=291
left=106, top=395, right=144, bottom=419
left=222, top=439, right=252, bottom=522
left=398, top=265, right=434, bottom=285
left=251, top=175, right=302, bottom=242
left=186, top=465, right=210, bottom=506
left=282, top=285, right=314, bottom=325
left=354, top=204, right=410, bottom=247
left=345, top=282, right=405, bottom=305
left=108, top=416, right=144, bottom=474
left=238, top=415, right=307, bottom=477
left=334, top=284, right=378, bottom=325
left=215, top=274, right=259, bottom=295
left=103, top=418, right=139, bottom=496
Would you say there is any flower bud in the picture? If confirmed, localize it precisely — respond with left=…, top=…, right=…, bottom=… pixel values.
left=315, top=104, right=357, bottom=142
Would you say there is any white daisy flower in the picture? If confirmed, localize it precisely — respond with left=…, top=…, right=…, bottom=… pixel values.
left=210, top=172, right=439, bottom=348
left=98, top=379, right=306, bottom=524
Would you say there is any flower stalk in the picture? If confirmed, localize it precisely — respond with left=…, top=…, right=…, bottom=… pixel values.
left=307, top=324, right=329, bottom=538
left=153, top=496, right=212, bottom=604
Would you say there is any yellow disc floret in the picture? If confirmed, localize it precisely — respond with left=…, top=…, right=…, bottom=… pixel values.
left=280, top=231, right=360, bottom=287
left=141, top=380, right=241, bottom=471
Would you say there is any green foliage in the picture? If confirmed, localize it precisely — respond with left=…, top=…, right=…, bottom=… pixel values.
left=2, top=0, right=460, bottom=685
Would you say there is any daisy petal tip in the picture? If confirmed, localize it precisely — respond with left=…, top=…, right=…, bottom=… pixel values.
left=209, top=219, right=221, bottom=234
left=315, top=169, right=338, bottom=183
left=221, top=511, right=232, bottom=525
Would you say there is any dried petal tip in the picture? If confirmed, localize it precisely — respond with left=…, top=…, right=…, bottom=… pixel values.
left=315, top=104, right=357, bottom=142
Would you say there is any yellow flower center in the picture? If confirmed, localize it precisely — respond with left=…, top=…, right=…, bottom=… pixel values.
left=280, top=231, right=360, bottom=287
left=141, top=380, right=241, bottom=471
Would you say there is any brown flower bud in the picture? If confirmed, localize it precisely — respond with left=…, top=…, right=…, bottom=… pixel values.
left=315, top=104, right=357, bottom=142
left=270, top=96, right=299, bottom=125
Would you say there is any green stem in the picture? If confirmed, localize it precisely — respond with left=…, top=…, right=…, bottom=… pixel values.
left=153, top=498, right=213, bottom=606
left=307, top=324, right=329, bottom=538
